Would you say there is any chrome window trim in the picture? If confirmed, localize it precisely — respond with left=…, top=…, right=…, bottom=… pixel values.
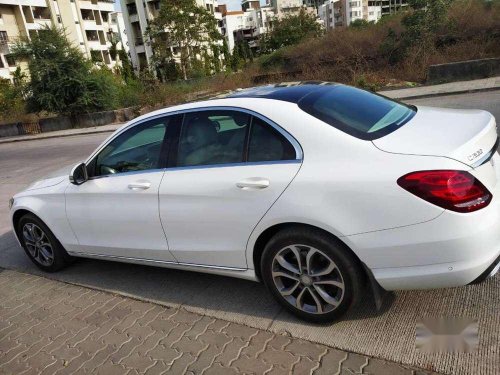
left=88, top=160, right=302, bottom=180
left=85, top=106, right=304, bottom=170
left=165, top=159, right=301, bottom=172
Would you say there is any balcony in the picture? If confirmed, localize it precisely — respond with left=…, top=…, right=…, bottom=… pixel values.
left=81, top=9, right=95, bottom=21
left=85, top=30, right=100, bottom=42
left=32, top=6, right=51, bottom=20
left=126, top=3, right=138, bottom=16
left=135, top=36, right=143, bottom=46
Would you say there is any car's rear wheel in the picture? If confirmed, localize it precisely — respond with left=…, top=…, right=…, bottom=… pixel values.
left=261, top=228, right=364, bottom=323
left=17, top=213, right=71, bottom=272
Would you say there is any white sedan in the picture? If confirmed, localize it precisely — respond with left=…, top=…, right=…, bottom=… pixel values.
left=9, top=83, right=500, bottom=322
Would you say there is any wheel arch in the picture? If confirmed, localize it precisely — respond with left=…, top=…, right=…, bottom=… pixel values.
left=251, top=222, right=366, bottom=281
left=12, top=208, right=38, bottom=239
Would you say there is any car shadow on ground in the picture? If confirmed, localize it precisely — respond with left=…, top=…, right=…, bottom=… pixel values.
left=0, top=230, right=394, bottom=325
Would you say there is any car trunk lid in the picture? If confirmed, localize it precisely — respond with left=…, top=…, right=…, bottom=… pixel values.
left=373, top=106, right=497, bottom=168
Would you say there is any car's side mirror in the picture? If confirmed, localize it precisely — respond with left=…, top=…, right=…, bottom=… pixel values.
left=69, top=162, right=88, bottom=185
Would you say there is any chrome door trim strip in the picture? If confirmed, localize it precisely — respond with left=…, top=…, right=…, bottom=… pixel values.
left=68, top=251, right=248, bottom=271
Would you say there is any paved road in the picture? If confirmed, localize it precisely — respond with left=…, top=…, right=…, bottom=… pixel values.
left=0, top=269, right=426, bottom=375
left=1, top=91, right=499, bottom=375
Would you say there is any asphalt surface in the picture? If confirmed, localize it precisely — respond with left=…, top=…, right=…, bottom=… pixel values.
left=1, top=90, right=499, bottom=375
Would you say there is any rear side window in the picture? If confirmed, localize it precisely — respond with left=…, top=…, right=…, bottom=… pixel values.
left=177, top=110, right=250, bottom=167
left=298, top=85, right=416, bottom=140
left=248, top=117, right=296, bottom=162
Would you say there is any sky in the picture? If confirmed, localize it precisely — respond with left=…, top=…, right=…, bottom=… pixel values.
left=114, top=0, right=266, bottom=13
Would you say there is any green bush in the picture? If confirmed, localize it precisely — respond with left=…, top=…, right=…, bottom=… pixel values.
left=0, top=78, right=26, bottom=123
left=12, top=26, right=119, bottom=116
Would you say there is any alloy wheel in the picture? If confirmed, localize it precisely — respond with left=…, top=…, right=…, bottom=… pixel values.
left=22, top=223, right=54, bottom=267
left=271, top=244, right=345, bottom=314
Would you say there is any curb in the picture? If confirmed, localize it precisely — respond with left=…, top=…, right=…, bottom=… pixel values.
left=0, top=127, right=117, bottom=145
left=390, top=86, right=500, bottom=101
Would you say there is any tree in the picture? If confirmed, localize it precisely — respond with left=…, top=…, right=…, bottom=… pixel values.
left=350, top=19, right=374, bottom=29
left=117, top=49, right=135, bottom=82
left=211, top=44, right=221, bottom=73
left=12, top=26, right=116, bottom=116
left=230, top=44, right=242, bottom=72
left=260, top=9, right=322, bottom=53
left=147, top=0, right=222, bottom=80
left=203, top=49, right=211, bottom=76
left=0, top=78, right=25, bottom=122
left=377, top=0, right=455, bottom=65
left=401, top=0, right=454, bottom=52
left=221, top=38, right=231, bottom=70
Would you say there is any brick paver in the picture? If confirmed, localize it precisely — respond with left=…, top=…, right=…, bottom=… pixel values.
left=0, top=270, right=433, bottom=374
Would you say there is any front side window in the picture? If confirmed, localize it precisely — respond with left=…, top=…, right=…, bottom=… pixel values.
left=298, top=85, right=416, bottom=140
left=93, top=118, right=169, bottom=176
left=177, top=110, right=250, bottom=167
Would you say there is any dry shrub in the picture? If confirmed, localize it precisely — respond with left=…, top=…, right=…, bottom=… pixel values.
left=251, top=0, right=499, bottom=86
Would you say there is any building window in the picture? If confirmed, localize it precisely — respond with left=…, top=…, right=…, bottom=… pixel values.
left=32, top=6, right=51, bottom=20
left=103, top=50, right=111, bottom=64
left=0, top=57, right=4, bottom=68
left=5, top=54, right=16, bottom=67
left=127, top=3, right=138, bottom=16
left=85, top=30, right=99, bottom=42
left=81, top=9, right=95, bottom=21
left=0, top=31, right=8, bottom=44
left=101, top=11, right=110, bottom=23
left=90, top=50, right=103, bottom=62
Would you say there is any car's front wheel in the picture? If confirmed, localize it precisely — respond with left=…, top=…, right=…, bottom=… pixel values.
left=17, top=213, right=72, bottom=272
left=261, top=227, right=364, bottom=323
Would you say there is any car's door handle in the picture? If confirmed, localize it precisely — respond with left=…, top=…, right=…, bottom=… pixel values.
left=236, top=178, right=270, bottom=190
left=128, top=181, right=151, bottom=190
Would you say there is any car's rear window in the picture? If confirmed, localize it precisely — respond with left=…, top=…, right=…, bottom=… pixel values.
left=298, top=85, right=416, bottom=140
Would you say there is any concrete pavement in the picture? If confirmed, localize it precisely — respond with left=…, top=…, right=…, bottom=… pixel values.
left=0, top=269, right=430, bottom=375
left=0, top=124, right=123, bottom=145
left=1, top=91, right=500, bottom=375
left=380, top=76, right=500, bottom=100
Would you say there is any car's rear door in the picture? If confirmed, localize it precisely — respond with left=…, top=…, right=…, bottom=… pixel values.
left=158, top=109, right=302, bottom=268
left=65, top=115, right=181, bottom=262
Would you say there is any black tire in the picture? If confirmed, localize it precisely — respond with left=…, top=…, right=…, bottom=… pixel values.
left=17, top=213, right=72, bottom=272
left=261, top=227, right=364, bottom=323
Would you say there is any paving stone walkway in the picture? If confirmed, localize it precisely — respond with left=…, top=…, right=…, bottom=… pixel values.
left=0, top=269, right=434, bottom=374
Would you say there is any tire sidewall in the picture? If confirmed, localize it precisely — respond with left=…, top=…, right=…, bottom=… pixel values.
left=17, top=214, right=68, bottom=272
left=261, top=229, right=362, bottom=323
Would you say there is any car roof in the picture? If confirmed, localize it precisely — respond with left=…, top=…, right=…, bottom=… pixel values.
left=221, top=81, right=340, bottom=103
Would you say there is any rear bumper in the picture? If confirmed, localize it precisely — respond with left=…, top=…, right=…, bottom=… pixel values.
left=469, top=254, right=500, bottom=284
left=370, top=249, right=500, bottom=290
left=345, top=194, right=500, bottom=291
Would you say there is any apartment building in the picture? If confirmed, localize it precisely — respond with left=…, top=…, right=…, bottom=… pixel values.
left=220, top=0, right=275, bottom=53
left=370, top=0, right=407, bottom=16
left=0, top=0, right=127, bottom=81
left=121, top=0, right=223, bottom=72
left=319, top=0, right=382, bottom=29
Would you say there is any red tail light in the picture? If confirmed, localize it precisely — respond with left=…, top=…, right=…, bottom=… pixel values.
left=397, top=170, right=492, bottom=213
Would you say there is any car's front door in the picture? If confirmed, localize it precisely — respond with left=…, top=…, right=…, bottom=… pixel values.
left=65, top=115, right=181, bottom=262
left=159, top=109, right=302, bottom=268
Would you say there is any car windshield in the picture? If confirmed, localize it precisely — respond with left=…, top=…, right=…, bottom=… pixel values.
left=298, top=85, right=416, bottom=140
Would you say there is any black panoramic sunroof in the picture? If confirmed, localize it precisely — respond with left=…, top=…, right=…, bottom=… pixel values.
left=225, top=82, right=339, bottom=104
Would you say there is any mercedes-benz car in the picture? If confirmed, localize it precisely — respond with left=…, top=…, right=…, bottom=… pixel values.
left=9, top=83, right=500, bottom=322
